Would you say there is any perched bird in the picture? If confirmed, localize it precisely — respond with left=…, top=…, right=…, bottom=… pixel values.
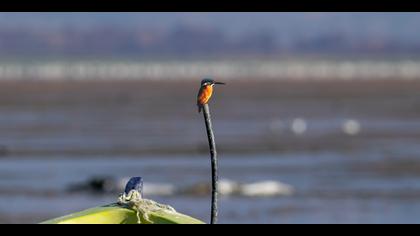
left=197, top=78, right=225, bottom=113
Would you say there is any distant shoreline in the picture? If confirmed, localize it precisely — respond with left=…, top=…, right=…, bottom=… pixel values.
left=0, top=59, right=420, bottom=81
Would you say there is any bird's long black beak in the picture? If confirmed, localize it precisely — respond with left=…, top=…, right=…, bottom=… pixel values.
left=214, top=82, right=226, bottom=85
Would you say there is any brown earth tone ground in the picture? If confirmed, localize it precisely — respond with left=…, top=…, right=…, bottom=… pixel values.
left=0, top=79, right=419, bottom=156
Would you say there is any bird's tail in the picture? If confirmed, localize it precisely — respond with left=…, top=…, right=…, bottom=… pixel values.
left=198, top=105, right=202, bottom=113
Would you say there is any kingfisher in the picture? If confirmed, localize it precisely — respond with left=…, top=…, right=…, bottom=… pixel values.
left=197, top=78, right=225, bottom=113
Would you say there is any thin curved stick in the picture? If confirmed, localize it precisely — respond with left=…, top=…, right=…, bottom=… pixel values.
left=202, top=104, right=218, bottom=224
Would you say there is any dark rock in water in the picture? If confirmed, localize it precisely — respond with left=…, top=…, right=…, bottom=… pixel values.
left=67, top=176, right=120, bottom=194
left=179, top=182, right=211, bottom=196
left=0, top=145, right=9, bottom=157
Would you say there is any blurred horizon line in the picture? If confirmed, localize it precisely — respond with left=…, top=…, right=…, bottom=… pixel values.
left=1, top=59, right=420, bottom=81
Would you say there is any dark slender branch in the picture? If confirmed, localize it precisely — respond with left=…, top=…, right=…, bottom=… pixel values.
left=202, top=103, right=218, bottom=224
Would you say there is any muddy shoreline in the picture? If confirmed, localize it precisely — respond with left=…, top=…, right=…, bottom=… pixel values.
left=0, top=79, right=419, bottom=157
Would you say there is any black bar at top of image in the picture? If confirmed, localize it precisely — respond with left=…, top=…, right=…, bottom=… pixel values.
left=0, top=0, right=419, bottom=12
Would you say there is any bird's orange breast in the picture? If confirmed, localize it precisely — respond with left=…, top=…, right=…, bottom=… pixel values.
left=197, top=85, right=213, bottom=105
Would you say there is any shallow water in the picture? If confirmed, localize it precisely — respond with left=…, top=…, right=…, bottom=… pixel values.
left=2, top=152, right=420, bottom=223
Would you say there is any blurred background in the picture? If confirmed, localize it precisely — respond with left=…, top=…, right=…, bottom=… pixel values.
left=1, top=12, right=420, bottom=224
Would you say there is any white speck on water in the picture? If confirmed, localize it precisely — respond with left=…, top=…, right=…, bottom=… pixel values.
left=218, top=179, right=240, bottom=195
left=240, top=181, right=294, bottom=197
left=291, top=118, right=307, bottom=135
left=342, top=119, right=361, bottom=136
